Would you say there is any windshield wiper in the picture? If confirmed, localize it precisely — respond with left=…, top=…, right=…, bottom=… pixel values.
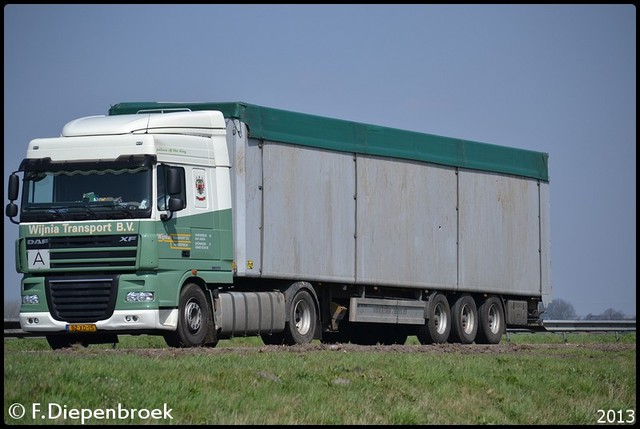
left=81, top=204, right=99, bottom=219
left=44, top=211, right=64, bottom=221
left=109, top=206, right=135, bottom=219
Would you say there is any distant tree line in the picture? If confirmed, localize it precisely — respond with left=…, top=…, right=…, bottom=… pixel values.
left=541, top=299, right=636, bottom=320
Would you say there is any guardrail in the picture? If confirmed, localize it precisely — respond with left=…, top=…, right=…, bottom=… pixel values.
left=541, top=320, right=636, bottom=332
left=4, top=319, right=636, bottom=340
left=504, top=319, right=636, bottom=342
left=4, top=319, right=27, bottom=338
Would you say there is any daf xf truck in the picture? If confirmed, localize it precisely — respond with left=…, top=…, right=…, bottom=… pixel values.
left=6, top=101, right=551, bottom=349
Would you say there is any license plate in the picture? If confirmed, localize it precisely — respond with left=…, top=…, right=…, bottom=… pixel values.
left=66, top=324, right=97, bottom=332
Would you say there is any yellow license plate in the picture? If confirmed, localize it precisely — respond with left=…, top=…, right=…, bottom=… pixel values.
left=66, top=324, right=97, bottom=332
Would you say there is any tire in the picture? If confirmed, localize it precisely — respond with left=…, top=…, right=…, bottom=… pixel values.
left=476, top=296, right=504, bottom=344
left=163, top=283, right=210, bottom=348
left=416, top=293, right=451, bottom=344
left=282, top=289, right=317, bottom=345
left=449, top=294, right=478, bottom=344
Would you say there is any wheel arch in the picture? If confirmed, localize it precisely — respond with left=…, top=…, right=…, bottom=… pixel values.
left=177, top=275, right=217, bottom=345
left=168, top=272, right=208, bottom=304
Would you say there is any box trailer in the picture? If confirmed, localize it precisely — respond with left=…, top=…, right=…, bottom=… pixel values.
left=6, top=101, right=551, bottom=349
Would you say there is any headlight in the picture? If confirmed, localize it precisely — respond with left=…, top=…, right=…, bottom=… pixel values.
left=22, top=294, right=40, bottom=304
left=125, top=291, right=155, bottom=302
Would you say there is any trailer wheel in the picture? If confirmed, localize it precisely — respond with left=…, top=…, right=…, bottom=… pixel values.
left=449, top=294, right=478, bottom=344
left=163, top=283, right=209, bottom=348
left=476, top=296, right=504, bottom=344
left=416, top=293, right=451, bottom=344
left=282, top=289, right=316, bottom=345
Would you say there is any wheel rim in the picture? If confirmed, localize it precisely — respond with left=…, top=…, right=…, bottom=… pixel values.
left=434, top=302, right=448, bottom=335
left=487, top=304, right=500, bottom=334
left=460, top=303, right=475, bottom=335
left=185, top=298, right=203, bottom=333
left=293, top=299, right=312, bottom=335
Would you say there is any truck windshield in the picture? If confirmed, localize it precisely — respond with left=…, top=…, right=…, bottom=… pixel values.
left=20, top=166, right=153, bottom=222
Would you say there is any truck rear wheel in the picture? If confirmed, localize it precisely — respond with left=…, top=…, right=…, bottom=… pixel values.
left=164, top=283, right=210, bottom=348
left=476, top=296, right=504, bottom=344
left=416, top=293, right=451, bottom=344
left=449, top=294, right=478, bottom=344
left=282, top=289, right=316, bottom=345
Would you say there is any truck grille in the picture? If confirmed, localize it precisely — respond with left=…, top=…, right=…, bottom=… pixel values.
left=37, top=235, right=138, bottom=270
left=46, top=276, right=118, bottom=323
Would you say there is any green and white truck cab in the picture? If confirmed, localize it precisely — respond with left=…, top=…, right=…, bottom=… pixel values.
left=7, top=111, right=236, bottom=347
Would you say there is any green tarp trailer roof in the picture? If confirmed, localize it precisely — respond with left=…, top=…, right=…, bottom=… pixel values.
left=108, top=101, right=549, bottom=182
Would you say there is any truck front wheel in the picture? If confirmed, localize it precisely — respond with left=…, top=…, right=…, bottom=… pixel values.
left=283, top=289, right=316, bottom=345
left=164, top=283, right=210, bottom=348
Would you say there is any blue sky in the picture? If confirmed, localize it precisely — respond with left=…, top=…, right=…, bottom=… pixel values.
left=4, top=4, right=636, bottom=317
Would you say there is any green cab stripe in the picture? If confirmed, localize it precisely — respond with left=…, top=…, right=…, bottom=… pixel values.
left=109, top=101, right=549, bottom=182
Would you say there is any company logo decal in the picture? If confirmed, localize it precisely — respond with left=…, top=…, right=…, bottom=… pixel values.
left=195, top=175, right=206, bottom=202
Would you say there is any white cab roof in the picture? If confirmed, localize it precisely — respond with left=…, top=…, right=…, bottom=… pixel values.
left=61, top=111, right=226, bottom=137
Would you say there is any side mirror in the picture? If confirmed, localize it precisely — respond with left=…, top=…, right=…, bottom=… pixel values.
left=168, top=197, right=185, bottom=212
left=7, top=173, right=19, bottom=201
left=166, top=168, right=181, bottom=196
left=160, top=166, right=185, bottom=222
left=6, top=203, right=18, bottom=218
left=6, top=173, right=20, bottom=224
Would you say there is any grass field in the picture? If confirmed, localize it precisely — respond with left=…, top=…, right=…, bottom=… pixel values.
left=4, top=333, right=636, bottom=425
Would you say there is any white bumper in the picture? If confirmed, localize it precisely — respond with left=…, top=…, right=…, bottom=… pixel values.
left=20, top=309, right=179, bottom=332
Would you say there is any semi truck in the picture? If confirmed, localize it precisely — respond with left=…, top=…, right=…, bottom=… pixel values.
left=6, top=101, right=551, bottom=349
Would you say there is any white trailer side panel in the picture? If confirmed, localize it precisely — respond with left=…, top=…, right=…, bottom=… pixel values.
left=259, top=143, right=356, bottom=282
left=458, top=170, right=542, bottom=295
left=355, top=155, right=458, bottom=288
left=230, top=125, right=548, bottom=300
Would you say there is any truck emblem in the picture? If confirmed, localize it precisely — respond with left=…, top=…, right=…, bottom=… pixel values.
left=195, top=176, right=206, bottom=201
left=27, top=238, right=49, bottom=246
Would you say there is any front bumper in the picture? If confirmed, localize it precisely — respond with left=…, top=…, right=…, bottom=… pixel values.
left=19, top=309, right=179, bottom=332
